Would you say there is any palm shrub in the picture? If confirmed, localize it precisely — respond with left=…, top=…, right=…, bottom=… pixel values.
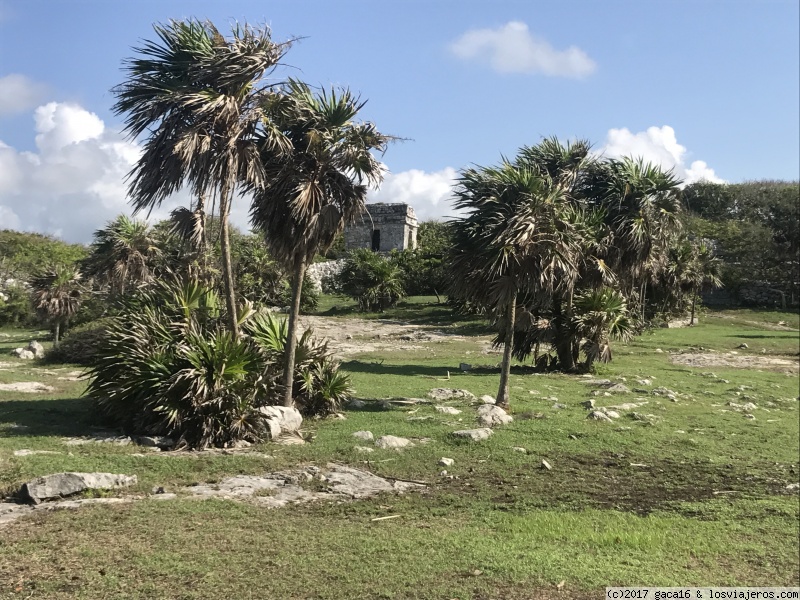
left=85, top=278, right=350, bottom=449
left=45, top=318, right=114, bottom=365
left=335, top=249, right=405, bottom=311
left=30, top=265, right=83, bottom=345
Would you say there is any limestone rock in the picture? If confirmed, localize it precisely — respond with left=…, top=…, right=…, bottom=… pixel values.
left=11, top=348, right=35, bottom=360
left=352, top=430, right=374, bottom=441
left=438, top=457, right=454, bottom=467
left=512, top=447, right=527, bottom=453
left=26, top=340, right=45, bottom=359
left=587, top=410, right=613, bottom=422
left=258, top=406, right=302, bottom=440
left=451, top=428, right=493, bottom=441
left=428, top=388, right=476, bottom=402
left=477, top=404, right=513, bottom=427
left=374, top=435, right=414, bottom=450
left=435, top=406, right=462, bottom=415
left=136, top=436, right=174, bottom=449
left=353, top=446, right=375, bottom=453
left=605, top=383, right=631, bottom=394
left=541, top=459, right=552, bottom=471
left=21, top=472, right=137, bottom=504
left=479, top=395, right=496, bottom=404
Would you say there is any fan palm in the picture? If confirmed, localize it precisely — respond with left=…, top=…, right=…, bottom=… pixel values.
left=450, top=158, right=583, bottom=407
left=667, top=239, right=723, bottom=324
left=112, top=19, right=292, bottom=336
left=249, top=80, right=390, bottom=406
left=31, top=266, right=83, bottom=345
left=83, top=215, right=160, bottom=295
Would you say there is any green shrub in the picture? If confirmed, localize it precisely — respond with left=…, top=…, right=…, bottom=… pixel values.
left=84, top=278, right=349, bottom=448
left=45, top=319, right=113, bottom=365
left=0, top=284, right=36, bottom=327
left=334, top=249, right=405, bottom=311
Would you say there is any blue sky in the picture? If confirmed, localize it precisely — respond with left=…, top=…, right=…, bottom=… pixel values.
left=0, top=0, right=797, bottom=242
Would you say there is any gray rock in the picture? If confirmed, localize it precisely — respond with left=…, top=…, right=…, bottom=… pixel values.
left=435, top=406, right=462, bottom=415
left=584, top=379, right=612, bottom=386
left=541, top=459, right=552, bottom=471
left=605, top=383, right=631, bottom=394
left=655, top=348, right=664, bottom=353
left=479, top=395, right=496, bottom=404
left=21, top=472, right=137, bottom=504
left=136, top=436, right=174, bottom=449
left=459, top=363, right=472, bottom=371
left=352, top=430, right=374, bottom=441
left=737, top=343, right=749, bottom=349
left=26, top=340, right=45, bottom=359
left=353, top=446, right=375, bottom=453
left=374, top=435, right=414, bottom=450
left=477, top=404, right=513, bottom=427
left=552, top=403, right=567, bottom=410
left=428, top=388, right=476, bottom=402
left=63, top=435, right=132, bottom=446
left=636, top=379, right=652, bottom=386
left=258, top=406, right=302, bottom=440
left=11, top=348, right=35, bottom=360
left=581, top=399, right=595, bottom=409
left=438, top=457, right=454, bottom=467
left=512, top=446, right=527, bottom=453
left=786, top=483, right=799, bottom=492
left=451, top=428, right=493, bottom=441
left=587, top=410, right=613, bottom=422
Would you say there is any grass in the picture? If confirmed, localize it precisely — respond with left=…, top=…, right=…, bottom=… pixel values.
left=0, top=304, right=798, bottom=598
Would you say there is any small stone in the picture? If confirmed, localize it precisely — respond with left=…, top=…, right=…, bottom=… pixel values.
left=655, top=348, right=664, bottom=353
left=582, top=399, right=595, bottom=409
left=374, top=435, right=414, bottom=450
left=636, top=379, right=652, bottom=386
left=439, top=470, right=448, bottom=476
left=512, top=447, right=527, bottom=453
left=552, top=403, right=567, bottom=410
left=479, top=395, right=495, bottom=404
left=541, top=459, right=552, bottom=471
left=606, top=383, right=631, bottom=394
left=451, top=428, right=493, bottom=441
left=737, top=343, right=749, bottom=349
left=435, top=406, right=462, bottom=415
left=352, top=431, right=374, bottom=441
left=438, top=457, right=454, bottom=467
left=786, top=483, right=799, bottom=492
left=744, top=414, right=756, bottom=420
left=353, top=446, right=375, bottom=453
left=587, top=410, right=613, bottom=422
left=528, top=390, right=540, bottom=395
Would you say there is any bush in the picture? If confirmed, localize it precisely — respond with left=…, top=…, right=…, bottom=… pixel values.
left=84, top=278, right=350, bottom=449
left=0, top=284, right=36, bottom=327
left=45, top=319, right=112, bottom=365
left=334, top=249, right=405, bottom=311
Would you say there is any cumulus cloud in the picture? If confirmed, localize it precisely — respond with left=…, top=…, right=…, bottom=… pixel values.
left=600, top=125, right=724, bottom=185
left=0, top=101, right=204, bottom=242
left=449, top=21, right=596, bottom=78
left=367, top=167, right=458, bottom=222
left=0, top=74, right=50, bottom=116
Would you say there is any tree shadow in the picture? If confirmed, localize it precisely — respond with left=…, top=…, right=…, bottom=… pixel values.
left=728, top=334, right=797, bottom=339
left=0, top=396, right=100, bottom=438
left=341, top=360, right=545, bottom=378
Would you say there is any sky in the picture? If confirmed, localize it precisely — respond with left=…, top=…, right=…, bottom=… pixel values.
left=0, top=0, right=798, bottom=243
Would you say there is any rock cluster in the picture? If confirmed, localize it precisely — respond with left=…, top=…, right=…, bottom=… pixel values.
left=11, top=340, right=45, bottom=360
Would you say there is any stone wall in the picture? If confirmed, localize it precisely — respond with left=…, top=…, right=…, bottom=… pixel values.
left=703, top=281, right=792, bottom=308
left=344, top=203, right=418, bottom=252
left=306, top=259, right=346, bottom=293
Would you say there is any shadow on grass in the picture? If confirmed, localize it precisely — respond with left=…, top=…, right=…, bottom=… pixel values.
left=0, top=396, right=97, bottom=437
left=341, top=360, right=547, bottom=378
left=728, top=334, right=798, bottom=339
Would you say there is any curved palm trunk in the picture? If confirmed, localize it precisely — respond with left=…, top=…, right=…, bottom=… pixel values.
left=495, top=290, right=517, bottom=409
left=282, top=254, right=307, bottom=407
left=690, top=283, right=697, bottom=326
left=218, top=184, right=239, bottom=338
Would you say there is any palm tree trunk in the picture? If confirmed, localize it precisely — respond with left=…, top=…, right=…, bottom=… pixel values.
left=54, top=321, right=61, bottom=346
left=553, top=296, right=575, bottom=372
left=690, top=284, right=697, bottom=326
left=495, top=290, right=517, bottom=409
left=282, top=254, right=307, bottom=407
left=218, top=184, right=239, bottom=338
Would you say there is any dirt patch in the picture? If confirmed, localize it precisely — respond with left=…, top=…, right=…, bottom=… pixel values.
left=0, top=382, right=55, bottom=393
left=671, top=351, right=799, bottom=374
left=299, top=315, right=470, bottom=357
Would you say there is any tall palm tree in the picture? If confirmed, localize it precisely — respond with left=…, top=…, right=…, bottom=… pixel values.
left=450, top=159, right=582, bottom=407
left=113, top=19, right=292, bottom=337
left=250, top=80, right=390, bottom=406
left=667, top=238, right=723, bottom=324
left=83, top=215, right=160, bottom=295
left=31, top=266, right=83, bottom=345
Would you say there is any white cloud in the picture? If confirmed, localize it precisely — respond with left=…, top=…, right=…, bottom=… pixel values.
left=0, top=101, right=205, bottom=243
left=367, top=167, right=458, bottom=222
left=0, top=74, right=49, bottom=116
left=600, top=125, right=724, bottom=185
left=450, top=21, right=596, bottom=78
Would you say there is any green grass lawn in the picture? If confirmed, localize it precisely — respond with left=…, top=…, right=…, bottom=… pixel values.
left=0, top=306, right=798, bottom=598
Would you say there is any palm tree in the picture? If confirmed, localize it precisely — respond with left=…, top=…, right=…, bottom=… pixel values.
left=31, top=266, right=83, bottom=345
left=113, top=19, right=292, bottom=337
left=250, top=80, right=390, bottom=406
left=591, top=158, right=683, bottom=320
left=667, top=239, right=723, bottom=324
left=83, top=215, right=160, bottom=295
left=450, top=158, right=582, bottom=407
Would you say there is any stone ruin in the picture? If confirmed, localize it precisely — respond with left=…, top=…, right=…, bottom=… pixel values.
left=344, top=203, right=418, bottom=252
